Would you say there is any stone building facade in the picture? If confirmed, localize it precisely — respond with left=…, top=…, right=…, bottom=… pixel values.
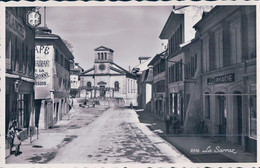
left=80, top=46, right=137, bottom=107
left=5, top=7, right=36, bottom=141
left=194, top=6, right=256, bottom=153
left=34, top=27, right=74, bottom=129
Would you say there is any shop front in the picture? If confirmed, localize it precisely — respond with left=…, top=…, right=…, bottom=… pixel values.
left=6, top=77, right=35, bottom=141
left=202, top=66, right=256, bottom=153
left=168, top=84, right=185, bottom=126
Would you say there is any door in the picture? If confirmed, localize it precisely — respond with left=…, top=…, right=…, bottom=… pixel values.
left=218, top=95, right=226, bottom=136
left=235, top=92, right=242, bottom=145
left=100, top=86, right=106, bottom=97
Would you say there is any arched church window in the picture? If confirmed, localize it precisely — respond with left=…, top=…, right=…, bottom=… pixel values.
left=104, top=53, right=107, bottom=60
left=114, top=81, right=119, bottom=91
left=98, top=53, right=100, bottom=60
left=101, top=53, right=104, bottom=60
left=87, top=82, right=91, bottom=89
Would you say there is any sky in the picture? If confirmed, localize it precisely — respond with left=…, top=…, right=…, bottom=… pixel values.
left=39, top=6, right=172, bottom=71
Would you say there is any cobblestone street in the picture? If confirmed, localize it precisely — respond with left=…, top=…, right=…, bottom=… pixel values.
left=6, top=105, right=189, bottom=164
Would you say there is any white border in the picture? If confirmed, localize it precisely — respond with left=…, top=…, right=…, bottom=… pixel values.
left=0, top=1, right=259, bottom=168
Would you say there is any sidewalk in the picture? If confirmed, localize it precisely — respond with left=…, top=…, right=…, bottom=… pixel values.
left=6, top=105, right=109, bottom=163
left=135, top=109, right=257, bottom=163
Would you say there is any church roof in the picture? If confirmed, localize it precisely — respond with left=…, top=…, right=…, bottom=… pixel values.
left=94, top=46, right=114, bottom=53
left=80, top=66, right=94, bottom=75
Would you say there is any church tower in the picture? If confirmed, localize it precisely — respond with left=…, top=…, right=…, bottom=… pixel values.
left=94, top=46, right=114, bottom=74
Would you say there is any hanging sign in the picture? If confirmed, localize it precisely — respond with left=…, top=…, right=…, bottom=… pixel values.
left=26, top=10, right=41, bottom=28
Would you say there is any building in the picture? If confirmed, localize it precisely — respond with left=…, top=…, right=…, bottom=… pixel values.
left=194, top=6, right=256, bottom=153
left=159, top=6, right=212, bottom=131
left=132, top=57, right=152, bottom=110
left=70, top=61, right=84, bottom=98
left=148, top=50, right=167, bottom=118
left=79, top=46, right=137, bottom=107
left=5, top=7, right=36, bottom=141
left=34, top=27, right=74, bottom=129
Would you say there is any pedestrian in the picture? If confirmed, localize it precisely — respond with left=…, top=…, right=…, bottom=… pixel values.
left=165, top=114, right=171, bottom=134
left=130, top=102, right=133, bottom=109
left=8, top=126, right=15, bottom=155
left=173, top=116, right=180, bottom=134
left=13, top=129, right=21, bottom=156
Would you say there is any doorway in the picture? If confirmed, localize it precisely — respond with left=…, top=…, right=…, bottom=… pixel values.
left=217, top=92, right=226, bottom=137
left=234, top=91, right=242, bottom=145
left=100, top=86, right=106, bottom=97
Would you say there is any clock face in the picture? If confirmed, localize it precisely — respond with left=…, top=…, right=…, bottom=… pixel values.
left=99, top=64, right=106, bottom=71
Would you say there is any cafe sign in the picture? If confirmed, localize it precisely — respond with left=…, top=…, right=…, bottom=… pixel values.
left=207, top=73, right=235, bottom=85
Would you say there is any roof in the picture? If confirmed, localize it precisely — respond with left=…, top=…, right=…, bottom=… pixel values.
left=159, top=12, right=184, bottom=39
left=94, top=46, right=114, bottom=53
left=35, top=27, right=74, bottom=60
left=148, top=50, right=167, bottom=66
left=111, top=62, right=136, bottom=78
left=133, top=57, right=153, bottom=73
left=80, top=66, right=94, bottom=75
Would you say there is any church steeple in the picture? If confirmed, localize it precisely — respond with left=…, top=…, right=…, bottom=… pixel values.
left=94, top=46, right=114, bottom=63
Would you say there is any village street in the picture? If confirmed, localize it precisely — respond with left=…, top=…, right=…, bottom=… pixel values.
left=6, top=103, right=190, bottom=164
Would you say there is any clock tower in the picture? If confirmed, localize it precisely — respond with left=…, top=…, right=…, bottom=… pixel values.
left=94, top=46, right=114, bottom=74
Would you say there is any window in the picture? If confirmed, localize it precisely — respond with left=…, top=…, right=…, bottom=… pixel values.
left=101, top=53, right=104, bottom=60
left=215, top=29, right=223, bottom=68
left=249, top=84, right=256, bottom=139
left=128, top=79, right=130, bottom=93
left=230, top=19, right=242, bottom=64
left=247, top=11, right=256, bottom=59
left=104, top=53, right=107, bottom=60
left=205, top=92, right=210, bottom=119
left=156, top=80, right=165, bottom=92
left=160, top=59, right=165, bottom=72
left=98, top=53, right=100, bottom=60
left=202, top=35, right=210, bottom=72
left=87, top=82, right=91, bottom=90
left=114, top=81, right=119, bottom=91
left=55, top=49, right=59, bottom=62
left=6, top=39, right=11, bottom=69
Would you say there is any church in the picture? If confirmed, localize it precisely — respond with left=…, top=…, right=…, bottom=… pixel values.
left=79, top=46, right=138, bottom=107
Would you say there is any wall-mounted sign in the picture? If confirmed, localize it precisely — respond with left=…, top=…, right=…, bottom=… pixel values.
left=26, top=10, right=41, bottom=28
left=207, top=73, right=235, bottom=85
left=6, top=10, right=26, bottom=40
left=35, top=45, right=52, bottom=86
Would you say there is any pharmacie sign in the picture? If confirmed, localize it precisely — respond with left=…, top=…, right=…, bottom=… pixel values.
left=207, top=73, right=235, bottom=85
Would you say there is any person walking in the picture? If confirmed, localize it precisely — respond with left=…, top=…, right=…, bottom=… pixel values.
left=8, top=126, right=15, bottom=155
left=164, top=114, right=171, bottom=134
left=13, top=129, right=21, bottom=156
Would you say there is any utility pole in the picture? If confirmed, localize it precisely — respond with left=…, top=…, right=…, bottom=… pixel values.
left=44, top=6, right=47, bottom=28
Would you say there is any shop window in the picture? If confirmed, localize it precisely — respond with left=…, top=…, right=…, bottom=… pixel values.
left=204, top=92, right=210, bottom=119
left=17, top=94, right=30, bottom=128
left=114, top=81, right=119, bottom=91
